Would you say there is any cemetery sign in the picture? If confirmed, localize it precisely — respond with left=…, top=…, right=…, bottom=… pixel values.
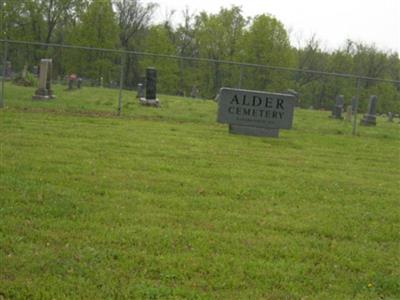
left=217, top=88, right=296, bottom=137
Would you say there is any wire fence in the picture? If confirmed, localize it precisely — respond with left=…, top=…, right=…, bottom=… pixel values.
left=1, top=39, right=400, bottom=135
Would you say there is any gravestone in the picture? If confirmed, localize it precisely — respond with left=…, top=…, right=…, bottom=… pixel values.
left=21, top=65, right=28, bottom=79
left=360, top=95, right=378, bottom=126
left=4, top=61, right=12, bottom=79
left=139, top=67, right=159, bottom=107
left=32, top=59, right=55, bottom=100
left=77, top=77, right=82, bottom=89
left=345, top=105, right=352, bottom=121
left=217, top=88, right=296, bottom=138
left=136, top=83, right=144, bottom=98
left=67, top=74, right=77, bottom=90
left=286, top=89, right=299, bottom=106
left=387, top=112, right=393, bottom=122
left=190, top=85, right=199, bottom=98
left=32, top=65, right=39, bottom=77
left=146, top=68, right=157, bottom=99
left=330, top=95, right=344, bottom=119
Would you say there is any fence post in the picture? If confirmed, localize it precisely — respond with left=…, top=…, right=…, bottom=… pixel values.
left=0, top=40, right=8, bottom=108
left=179, top=57, right=184, bottom=96
left=117, top=51, right=126, bottom=116
left=352, top=78, right=361, bottom=136
left=238, top=65, right=243, bottom=89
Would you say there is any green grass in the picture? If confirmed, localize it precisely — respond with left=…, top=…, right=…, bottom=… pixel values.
left=1, top=83, right=399, bottom=299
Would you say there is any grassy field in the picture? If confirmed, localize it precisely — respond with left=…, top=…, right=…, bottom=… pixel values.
left=1, top=83, right=399, bottom=299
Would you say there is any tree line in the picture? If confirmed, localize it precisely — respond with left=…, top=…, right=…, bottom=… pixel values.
left=2, top=0, right=400, bottom=112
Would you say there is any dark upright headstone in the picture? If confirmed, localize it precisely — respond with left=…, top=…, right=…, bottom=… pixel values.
left=360, top=95, right=378, bottom=126
left=146, top=67, right=157, bottom=100
left=330, top=95, right=344, bottom=119
left=139, top=67, right=159, bottom=107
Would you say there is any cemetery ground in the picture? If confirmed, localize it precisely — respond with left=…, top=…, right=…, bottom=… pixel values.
left=0, top=83, right=399, bottom=299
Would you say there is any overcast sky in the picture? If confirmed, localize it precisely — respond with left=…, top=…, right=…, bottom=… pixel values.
left=152, top=0, right=400, bottom=53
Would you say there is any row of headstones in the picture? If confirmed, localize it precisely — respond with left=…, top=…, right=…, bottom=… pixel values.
left=31, top=59, right=160, bottom=105
left=67, top=74, right=83, bottom=90
left=32, top=59, right=85, bottom=99
left=330, top=94, right=399, bottom=125
left=2, top=61, right=44, bottom=80
left=35, top=62, right=85, bottom=95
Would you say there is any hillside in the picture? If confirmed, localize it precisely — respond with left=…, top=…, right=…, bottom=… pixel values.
left=0, top=84, right=399, bottom=299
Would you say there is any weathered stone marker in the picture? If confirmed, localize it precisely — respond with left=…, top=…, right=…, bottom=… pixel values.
left=136, top=83, right=144, bottom=99
left=4, top=61, right=12, bottom=79
left=67, top=74, right=77, bottom=90
left=345, top=105, right=352, bottom=121
left=139, top=67, right=159, bottom=107
left=32, top=65, right=39, bottom=77
left=217, top=88, right=296, bottom=138
left=387, top=112, right=393, bottom=122
left=360, top=95, right=378, bottom=126
left=77, top=77, right=82, bottom=89
left=330, top=95, right=344, bottom=119
left=32, top=59, right=55, bottom=100
left=190, top=85, right=199, bottom=98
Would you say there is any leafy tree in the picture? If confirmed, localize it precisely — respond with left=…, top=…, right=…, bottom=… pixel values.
left=295, top=37, right=330, bottom=108
left=139, top=25, right=179, bottom=95
left=64, top=0, right=119, bottom=83
left=194, top=6, right=248, bottom=96
left=173, top=8, right=197, bottom=95
left=114, top=0, right=157, bottom=86
left=241, top=14, right=294, bottom=92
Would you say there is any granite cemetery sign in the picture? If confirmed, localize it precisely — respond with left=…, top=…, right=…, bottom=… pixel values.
left=217, top=88, right=296, bottom=138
